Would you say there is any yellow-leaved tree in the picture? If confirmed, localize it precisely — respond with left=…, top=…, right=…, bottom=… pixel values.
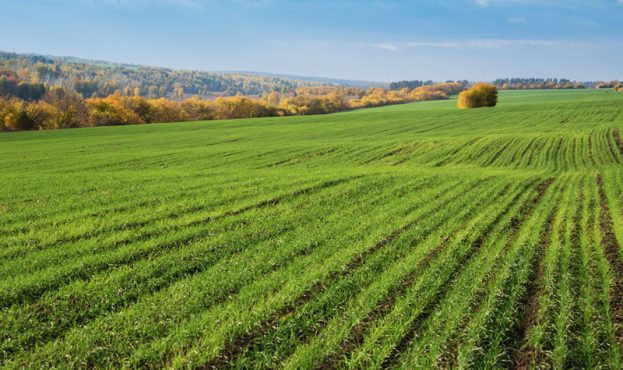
left=458, top=83, right=498, bottom=109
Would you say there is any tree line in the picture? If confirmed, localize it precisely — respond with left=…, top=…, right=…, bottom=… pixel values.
left=492, top=78, right=622, bottom=90
left=0, top=82, right=465, bottom=131
left=493, top=78, right=586, bottom=90
left=594, top=81, right=623, bottom=90
left=389, top=80, right=468, bottom=91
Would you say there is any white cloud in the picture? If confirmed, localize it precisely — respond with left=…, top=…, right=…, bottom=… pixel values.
left=405, top=39, right=592, bottom=48
left=369, top=43, right=399, bottom=52
left=507, top=17, right=529, bottom=24
left=357, top=39, right=599, bottom=52
left=352, top=43, right=399, bottom=52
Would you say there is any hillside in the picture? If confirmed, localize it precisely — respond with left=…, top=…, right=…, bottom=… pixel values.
left=233, top=70, right=387, bottom=88
left=1, top=89, right=623, bottom=368
left=0, top=51, right=329, bottom=98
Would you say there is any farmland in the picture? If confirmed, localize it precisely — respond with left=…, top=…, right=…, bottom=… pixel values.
left=1, top=89, right=623, bottom=368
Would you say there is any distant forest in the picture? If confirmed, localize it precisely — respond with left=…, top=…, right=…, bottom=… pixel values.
left=493, top=78, right=621, bottom=90
left=390, top=80, right=468, bottom=90
left=493, top=78, right=586, bottom=89
left=0, top=51, right=324, bottom=99
left=392, top=78, right=621, bottom=91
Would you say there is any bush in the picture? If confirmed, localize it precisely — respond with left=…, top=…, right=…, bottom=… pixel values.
left=213, top=96, right=275, bottom=119
left=410, top=86, right=448, bottom=101
left=87, top=94, right=144, bottom=126
left=25, top=101, right=58, bottom=129
left=458, top=83, right=498, bottom=109
left=44, top=88, right=89, bottom=128
left=430, top=82, right=464, bottom=95
left=0, top=98, right=12, bottom=130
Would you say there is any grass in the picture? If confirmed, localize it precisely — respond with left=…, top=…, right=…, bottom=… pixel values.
left=1, top=89, right=623, bottom=368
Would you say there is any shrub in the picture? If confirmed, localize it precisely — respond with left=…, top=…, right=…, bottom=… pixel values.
left=431, top=82, right=464, bottom=95
left=0, top=98, right=12, bottom=130
left=87, top=94, right=144, bottom=126
left=458, top=83, right=498, bottom=109
left=410, top=86, right=448, bottom=101
left=44, top=88, right=89, bottom=128
left=213, top=96, right=274, bottom=119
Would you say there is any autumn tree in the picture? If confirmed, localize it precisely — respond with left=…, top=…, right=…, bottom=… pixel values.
left=44, top=88, right=89, bottom=128
left=2, top=100, right=38, bottom=130
left=147, top=86, right=159, bottom=99
left=264, top=91, right=281, bottom=106
left=24, top=101, right=58, bottom=129
left=0, top=98, right=9, bottom=130
left=213, top=96, right=274, bottom=119
left=86, top=93, right=143, bottom=126
left=410, top=86, right=448, bottom=101
left=150, top=97, right=189, bottom=122
left=431, top=82, right=464, bottom=95
left=458, top=83, right=498, bottom=109
left=182, top=96, right=215, bottom=120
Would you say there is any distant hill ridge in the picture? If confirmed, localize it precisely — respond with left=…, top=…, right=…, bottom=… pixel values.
left=225, top=70, right=387, bottom=88
left=0, top=50, right=382, bottom=99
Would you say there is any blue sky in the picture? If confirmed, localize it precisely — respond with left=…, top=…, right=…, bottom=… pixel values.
left=0, top=0, right=621, bottom=81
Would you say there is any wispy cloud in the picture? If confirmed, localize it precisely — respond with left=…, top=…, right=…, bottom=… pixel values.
left=352, top=43, right=399, bottom=51
left=407, top=39, right=596, bottom=49
left=507, top=17, right=529, bottom=24
left=357, top=39, right=601, bottom=52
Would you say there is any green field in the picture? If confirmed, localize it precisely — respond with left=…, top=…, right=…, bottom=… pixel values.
left=1, top=89, right=623, bottom=369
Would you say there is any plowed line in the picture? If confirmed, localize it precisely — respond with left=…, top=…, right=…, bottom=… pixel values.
left=613, top=129, right=623, bottom=159
left=383, top=179, right=552, bottom=369
left=509, top=178, right=558, bottom=369
left=202, top=180, right=485, bottom=368
left=0, top=177, right=361, bottom=309
left=597, top=174, right=623, bottom=343
left=201, top=217, right=422, bottom=369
